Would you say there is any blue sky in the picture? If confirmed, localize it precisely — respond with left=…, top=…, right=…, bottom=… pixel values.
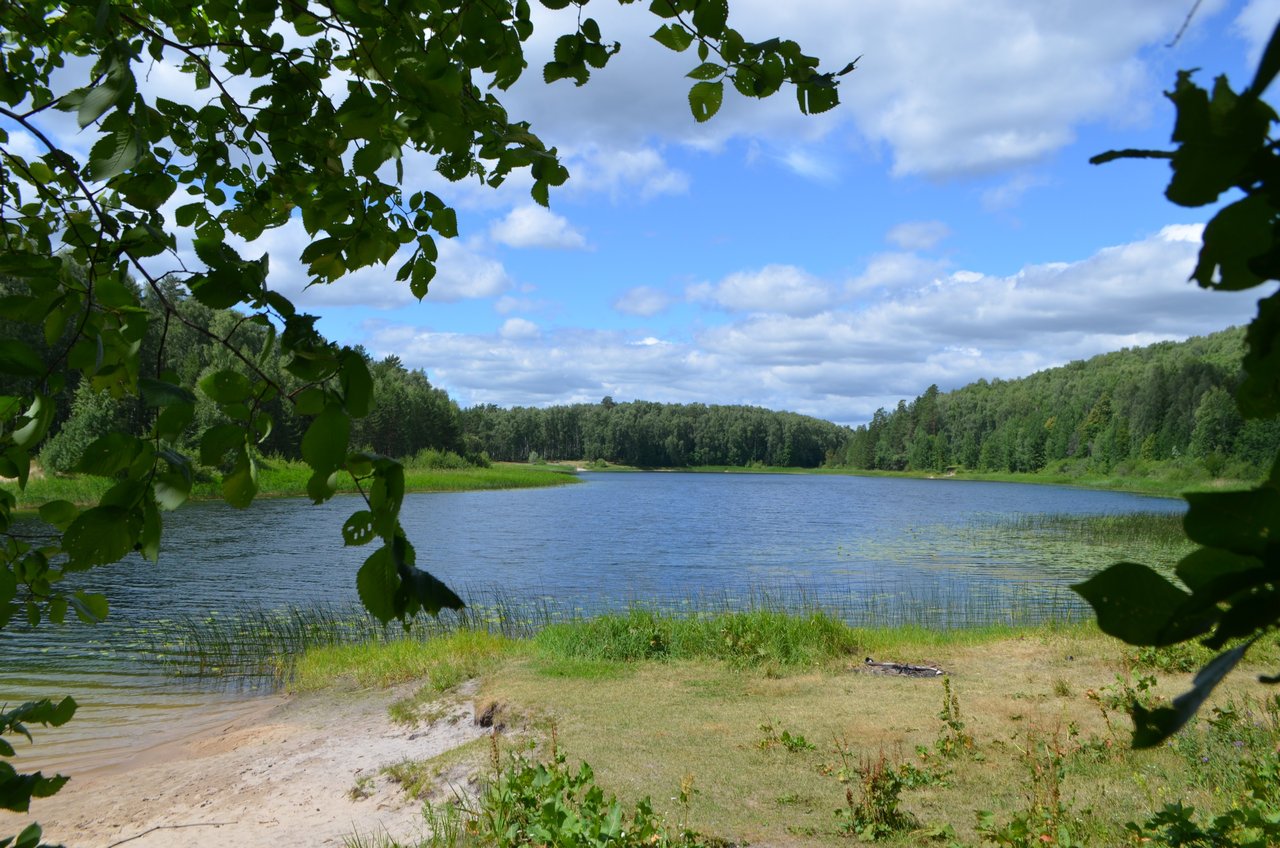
left=24, top=0, right=1280, bottom=426
left=317, top=0, right=1275, bottom=427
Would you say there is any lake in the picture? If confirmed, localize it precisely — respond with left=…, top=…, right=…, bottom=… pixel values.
left=0, top=472, right=1183, bottom=770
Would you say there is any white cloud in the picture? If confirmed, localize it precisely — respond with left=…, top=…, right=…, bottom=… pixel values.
left=500, top=318, right=540, bottom=339
left=781, top=149, right=839, bottom=182
left=563, top=146, right=690, bottom=201
left=362, top=226, right=1265, bottom=425
left=1234, top=0, right=1280, bottom=64
left=503, top=0, right=1224, bottom=179
left=847, top=253, right=951, bottom=295
left=489, top=205, right=588, bottom=250
left=886, top=221, right=952, bottom=251
left=614, top=286, right=674, bottom=317
left=689, top=264, right=835, bottom=315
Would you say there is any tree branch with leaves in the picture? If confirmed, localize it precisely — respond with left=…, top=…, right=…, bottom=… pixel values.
left=1075, top=16, right=1280, bottom=748
left=0, top=0, right=846, bottom=837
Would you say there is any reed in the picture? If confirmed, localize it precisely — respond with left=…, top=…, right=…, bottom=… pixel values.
left=146, top=580, right=1094, bottom=686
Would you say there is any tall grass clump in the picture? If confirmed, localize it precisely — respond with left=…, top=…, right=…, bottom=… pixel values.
left=291, top=629, right=511, bottom=691
left=532, top=607, right=859, bottom=669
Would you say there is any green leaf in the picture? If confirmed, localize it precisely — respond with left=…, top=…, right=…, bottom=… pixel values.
left=688, top=80, right=724, bottom=122
left=156, top=402, right=195, bottom=443
left=139, top=377, right=196, bottom=407
left=691, top=0, right=728, bottom=37
left=1174, top=547, right=1262, bottom=592
left=796, top=80, right=839, bottom=115
left=306, top=469, right=337, bottom=504
left=199, top=369, right=252, bottom=404
left=1071, top=562, right=1192, bottom=646
left=153, top=471, right=191, bottom=511
left=357, top=546, right=399, bottom=624
left=1132, top=640, right=1256, bottom=748
left=1183, top=488, right=1280, bottom=556
left=339, top=350, right=373, bottom=418
left=74, top=432, right=140, bottom=476
left=1239, top=291, right=1280, bottom=418
left=342, top=510, right=376, bottom=546
left=11, top=394, right=52, bottom=449
left=222, top=448, right=258, bottom=509
left=294, top=388, right=327, bottom=416
left=63, top=506, right=137, bottom=569
left=0, top=341, right=44, bottom=376
left=686, top=62, right=725, bottom=81
left=396, top=563, right=466, bottom=617
left=651, top=24, right=694, bottom=52
left=138, top=497, right=161, bottom=561
left=37, top=500, right=78, bottom=531
left=301, top=407, right=351, bottom=473
left=1191, top=195, right=1274, bottom=290
left=87, top=127, right=142, bottom=181
left=200, top=424, right=246, bottom=467
left=70, top=591, right=108, bottom=624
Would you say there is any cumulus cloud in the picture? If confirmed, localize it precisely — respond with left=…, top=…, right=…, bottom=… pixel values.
left=688, top=264, right=835, bottom=315
left=563, top=146, right=690, bottom=201
left=614, top=286, right=674, bottom=317
left=489, top=205, right=588, bottom=250
left=886, top=221, right=952, bottom=251
left=501, top=0, right=1220, bottom=180
left=362, top=226, right=1265, bottom=425
left=500, top=318, right=540, bottom=339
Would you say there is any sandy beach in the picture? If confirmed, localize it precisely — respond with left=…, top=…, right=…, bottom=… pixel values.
left=2, top=686, right=485, bottom=848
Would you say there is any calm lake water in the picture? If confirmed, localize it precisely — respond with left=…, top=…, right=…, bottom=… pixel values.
left=0, top=472, right=1183, bottom=770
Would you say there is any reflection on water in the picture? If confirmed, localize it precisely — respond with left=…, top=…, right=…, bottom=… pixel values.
left=0, top=472, right=1183, bottom=770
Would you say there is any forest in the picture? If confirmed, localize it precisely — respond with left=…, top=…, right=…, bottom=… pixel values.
left=836, top=327, right=1280, bottom=479
left=6, top=277, right=1273, bottom=481
left=460, top=399, right=850, bottom=467
left=0, top=276, right=469, bottom=473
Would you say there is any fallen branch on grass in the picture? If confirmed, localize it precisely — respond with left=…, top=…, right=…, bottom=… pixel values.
left=860, top=657, right=945, bottom=678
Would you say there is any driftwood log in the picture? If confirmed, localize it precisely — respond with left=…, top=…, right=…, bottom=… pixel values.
left=859, top=657, right=945, bottom=678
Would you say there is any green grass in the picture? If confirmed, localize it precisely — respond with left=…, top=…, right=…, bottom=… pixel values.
left=290, top=629, right=510, bottom=692
left=530, top=607, right=860, bottom=670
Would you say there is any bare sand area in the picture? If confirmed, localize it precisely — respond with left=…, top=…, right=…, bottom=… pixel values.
left=3, top=686, right=484, bottom=848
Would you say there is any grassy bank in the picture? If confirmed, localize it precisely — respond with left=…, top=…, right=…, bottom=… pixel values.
left=3, top=458, right=579, bottom=510
left=287, top=611, right=1280, bottom=848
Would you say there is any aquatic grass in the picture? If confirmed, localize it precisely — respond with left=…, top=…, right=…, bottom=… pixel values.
left=146, top=604, right=390, bottom=682
left=954, top=511, right=1194, bottom=575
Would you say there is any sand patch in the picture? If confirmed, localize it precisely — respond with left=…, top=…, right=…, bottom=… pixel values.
left=1, top=686, right=485, bottom=848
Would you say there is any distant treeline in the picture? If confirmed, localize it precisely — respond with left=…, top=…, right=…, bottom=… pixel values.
left=836, top=327, right=1280, bottom=478
left=460, top=399, right=851, bottom=467
left=0, top=277, right=468, bottom=472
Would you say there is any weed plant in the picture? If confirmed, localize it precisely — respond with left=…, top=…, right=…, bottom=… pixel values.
left=418, top=739, right=722, bottom=848
left=835, top=751, right=920, bottom=841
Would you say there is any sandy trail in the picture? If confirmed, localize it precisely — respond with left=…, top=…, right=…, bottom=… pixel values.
left=2, top=687, right=485, bottom=848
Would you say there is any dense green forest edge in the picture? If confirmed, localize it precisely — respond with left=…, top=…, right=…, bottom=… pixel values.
left=461, top=327, right=1279, bottom=484
left=3, top=276, right=1275, bottom=490
left=836, top=327, right=1279, bottom=483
